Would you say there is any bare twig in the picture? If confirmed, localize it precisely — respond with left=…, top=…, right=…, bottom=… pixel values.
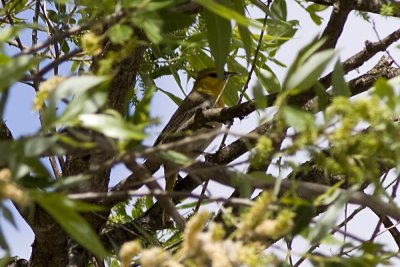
left=1, top=0, right=25, bottom=51
left=16, top=10, right=124, bottom=56
left=36, top=48, right=82, bottom=78
left=371, top=19, right=400, bottom=68
left=186, top=163, right=400, bottom=221
left=69, top=189, right=253, bottom=207
left=294, top=206, right=366, bottom=267
left=123, top=159, right=186, bottom=230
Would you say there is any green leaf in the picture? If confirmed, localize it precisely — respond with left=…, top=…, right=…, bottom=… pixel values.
left=21, top=158, right=51, bottom=179
left=184, top=47, right=215, bottom=71
left=168, top=65, right=184, bottom=94
left=61, top=41, right=70, bottom=54
left=291, top=204, right=314, bottom=235
left=254, top=65, right=281, bottom=94
left=332, top=60, right=350, bottom=97
left=224, top=78, right=243, bottom=106
left=2, top=204, right=17, bottom=228
left=58, top=90, right=108, bottom=126
left=157, top=87, right=183, bottom=106
left=306, top=4, right=328, bottom=25
left=23, top=136, right=61, bottom=157
left=196, top=0, right=262, bottom=28
left=159, top=150, right=193, bottom=166
left=237, top=25, right=253, bottom=63
left=18, top=175, right=54, bottom=188
left=108, top=24, right=133, bottom=45
left=50, top=76, right=108, bottom=101
left=52, top=174, right=92, bottom=191
left=159, top=9, right=195, bottom=32
left=54, top=0, right=69, bottom=4
left=11, top=0, right=28, bottom=12
left=313, top=81, right=329, bottom=110
left=0, top=253, right=11, bottom=267
left=0, top=142, right=10, bottom=167
left=131, top=84, right=155, bottom=124
left=222, top=60, right=245, bottom=106
left=0, top=26, right=23, bottom=42
left=284, top=37, right=323, bottom=81
left=10, top=139, right=52, bottom=179
left=79, top=110, right=146, bottom=141
left=132, top=12, right=162, bottom=44
left=0, top=223, right=9, bottom=250
left=233, top=0, right=253, bottom=63
left=263, top=19, right=298, bottom=57
left=252, top=83, right=267, bottom=109
left=33, top=192, right=108, bottom=259
left=281, top=106, right=315, bottom=132
left=203, top=7, right=232, bottom=76
left=283, top=38, right=335, bottom=92
left=309, top=188, right=356, bottom=244
left=143, top=20, right=162, bottom=44
left=44, top=75, right=108, bottom=126
left=373, top=78, right=396, bottom=109
left=177, top=199, right=212, bottom=210
left=136, top=0, right=174, bottom=11
left=55, top=2, right=67, bottom=12
left=0, top=56, right=36, bottom=92
left=131, top=198, right=146, bottom=219
left=145, top=195, right=154, bottom=208
left=270, top=0, right=287, bottom=20
left=70, top=60, right=79, bottom=72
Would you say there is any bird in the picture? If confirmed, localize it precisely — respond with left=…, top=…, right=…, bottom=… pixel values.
left=153, top=68, right=237, bottom=222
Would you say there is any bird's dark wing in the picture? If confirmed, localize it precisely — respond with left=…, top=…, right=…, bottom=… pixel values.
left=153, top=90, right=213, bottom=146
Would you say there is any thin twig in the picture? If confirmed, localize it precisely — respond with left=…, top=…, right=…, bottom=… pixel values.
left=40, top=0, right=61, bottom=74
left=49, top=156, right=61, bottom=179
left=293, top=206, right=366, bottom=267
left=123, top=159, right=186, bottom=230
left=69, top=189, right=254, bottom=207
left=37, top=48, right=82, bottom=78
left=16, top=10, right=124, bottom=56
left=1, top=0, right=25, bottom=51
left=371, top=19, right=400, bottom=68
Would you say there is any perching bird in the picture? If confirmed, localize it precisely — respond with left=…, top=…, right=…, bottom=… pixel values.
left=154, top=68, right=237, bottom=222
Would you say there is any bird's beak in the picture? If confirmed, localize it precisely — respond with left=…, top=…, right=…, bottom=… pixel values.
left=223, top=71, right=239, bottom=80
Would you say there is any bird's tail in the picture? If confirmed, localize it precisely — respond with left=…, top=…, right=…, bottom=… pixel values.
left=162, top=163, right=178, bottom=224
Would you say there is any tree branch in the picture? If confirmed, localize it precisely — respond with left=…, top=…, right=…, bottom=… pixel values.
left=306, top=0, right=400, bottom=17
left=102, top=161, right=400, bottom=248
left=123, top=159, right=186, bottom=230
left=319, top=0, right=353, bottom=50
left=111, top=55, right=400, bottom=198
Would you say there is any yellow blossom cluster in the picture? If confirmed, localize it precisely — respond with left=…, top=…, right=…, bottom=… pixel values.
left=118, top=192, right=293, bottom=267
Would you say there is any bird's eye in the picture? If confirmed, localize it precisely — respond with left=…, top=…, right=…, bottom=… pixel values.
left=208, top=72, right=217, bottom=78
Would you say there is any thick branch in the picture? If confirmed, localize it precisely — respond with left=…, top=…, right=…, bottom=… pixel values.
left=319, top=0, right=352, bottom=50
left=306, top=0, right=400, bottom=17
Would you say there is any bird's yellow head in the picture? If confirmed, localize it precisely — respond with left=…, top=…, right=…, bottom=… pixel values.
left=192, top=68, right=237, bottom=107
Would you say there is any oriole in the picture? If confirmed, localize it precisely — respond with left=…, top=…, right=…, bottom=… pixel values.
left=154, top=68, right=237, bottom=222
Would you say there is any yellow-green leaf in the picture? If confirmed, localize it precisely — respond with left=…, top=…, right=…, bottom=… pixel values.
left=203, top=7, right=232, bottom=77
